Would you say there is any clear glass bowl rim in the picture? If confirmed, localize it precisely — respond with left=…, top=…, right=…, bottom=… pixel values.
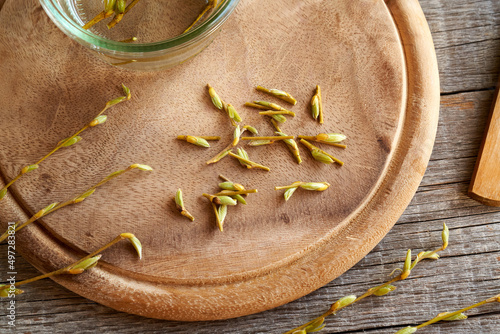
left=38, top=0, right=240, bottom=53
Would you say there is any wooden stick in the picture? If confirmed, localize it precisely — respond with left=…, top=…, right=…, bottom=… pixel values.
left=244, top=102, right=269, bottom=110
left=177, top=135, right=220, bottom=141
left=241, top=136, right=294, bottom=141
left=317, top=85, right=324, bottom=124
left=228, top=152, right=270, bottom=171
left=255, top=86, right=297, bottom=105
left=259, top=111, right=296, bottom=117
left=214, top=189, right=258, bottom=196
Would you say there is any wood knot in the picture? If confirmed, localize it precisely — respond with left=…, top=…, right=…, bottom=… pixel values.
left=280, top=213, right=291, bottom=225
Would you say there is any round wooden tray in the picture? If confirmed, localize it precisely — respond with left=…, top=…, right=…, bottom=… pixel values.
left=0, top=0, right=439, bottom=321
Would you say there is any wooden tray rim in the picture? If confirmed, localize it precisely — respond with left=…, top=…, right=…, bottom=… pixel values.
left=0, top=0, right=440, bottom=321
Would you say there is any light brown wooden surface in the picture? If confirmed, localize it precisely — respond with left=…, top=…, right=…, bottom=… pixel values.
left=2, top=0, right=500, bottom=333
left=469, top=77, right=500, bottom=206
left=0, top=0, right=439, bottom=322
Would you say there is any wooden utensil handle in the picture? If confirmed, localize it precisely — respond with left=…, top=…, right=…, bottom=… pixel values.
left=469, top=81, right=500, bottom=206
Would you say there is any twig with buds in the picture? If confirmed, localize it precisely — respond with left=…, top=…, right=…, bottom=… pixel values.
left=285, top=223, right=449, bottom=334
left=0, top=164, right=152, bottom=243
left=0, top=233, right=142, bottom=298
left=394, top=293, right=500, bottom=334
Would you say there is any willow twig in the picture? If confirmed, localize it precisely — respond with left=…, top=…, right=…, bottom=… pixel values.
left=241, top=136, right=294, bottom=141
left=83, top=11, right=113, bottom=30
left=214, top=189, right=258, bottom=196
left=119, top=36, right=137, bottom=43
left=256, top=86, right=297, bottom=105
left=300, top=139, right=344, bottom=166
left=298, top=134, right=346, bottom=148
left=228, top=152, right=270, bottom=171
left=108, top=0, right=143, bottom=29
left=174, top=189, right=195, bottom=221
left=177, top=135, right=220, bottom=141
left=184, top=0, right=219, bottom=33
left=207, top=84, right=241, bottom=126
left=202, top=194, right=224, bottom=231
left=271, top=120, right=302, bottom=164
left=244, top=102, right=269, bottom=110
left=259, top=111, right=296, bottom=117
left=310, top=85, right=323, bottom=124
left=0, top=164, right=152, bottom=243
left=83, top=3, right=114, bottom=30
left=252, top=101, right=292, bottom=113
left=0, top=233, right=142, bottom=296
left=207, top=127, right=247, bottom=164
left=285, top=223, right=449, bottom=334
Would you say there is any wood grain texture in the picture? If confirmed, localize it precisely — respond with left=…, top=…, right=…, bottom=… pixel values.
left=3, top=0, right=500, bottom=333
left=0, top=0, right=439, bottom=321
left=425, top=0, right=500, bottom=94
left=469, top=76, right=500, bottom=206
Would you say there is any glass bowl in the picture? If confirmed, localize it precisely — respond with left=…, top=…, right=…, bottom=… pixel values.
left=39, top=0, right=240, bottom=71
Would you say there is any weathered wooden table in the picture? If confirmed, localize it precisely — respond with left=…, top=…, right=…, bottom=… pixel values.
left=1, top=0, right=499, bottom=333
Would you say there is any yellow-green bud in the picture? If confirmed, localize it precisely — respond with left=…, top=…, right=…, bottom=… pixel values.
left=89, top=115, right=108, bottom=127
left=61, top=136, right=82, bottom=147
left=214, top=196, right=237, bottom=206
left=419, top=251, right=439, bottom=260
left=175, top=189, right=184, bottom=209
left=234, top=125, right=241, bottom=140
left=394, top=327, right=417, bottom=334
left=0, top=188, right=8, bottom=200
left=227, top=104, right=241, bottom=122
left=442, top=222, right=449, bottom=249
left=284, top=187, right=298, bottom=201
left=75, top=188, right=96, bottom=203
left=0, top=285, right=24, bottom=298
left=303, top=316, right=325, bottom=332
left=300, top=182, right=330, bottom=191
left=42, top=202, right=59, bottom=213
left=218, top=204, right=227, bottom=224
left=219, top=182, right=244, bottom=191
left=255, top=100, right=283, bottom=110
left=311, top=95, right=319, bottom=120
left=130, top=164, right=153, bottom=171
left=271, top=114, right=287, bottom=123
left=248, top=139, right=273, bottom=146
left=231, top=194, right=247, bottom=205
left=21, top=164, right=39, bottom=174
left=106, top=96, right=126, bottom=107
left=186, top=136, right=210, bottom=148
left=104, top=0, right=117, bottom=12
left=32, top=208, right=46, bottom=219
